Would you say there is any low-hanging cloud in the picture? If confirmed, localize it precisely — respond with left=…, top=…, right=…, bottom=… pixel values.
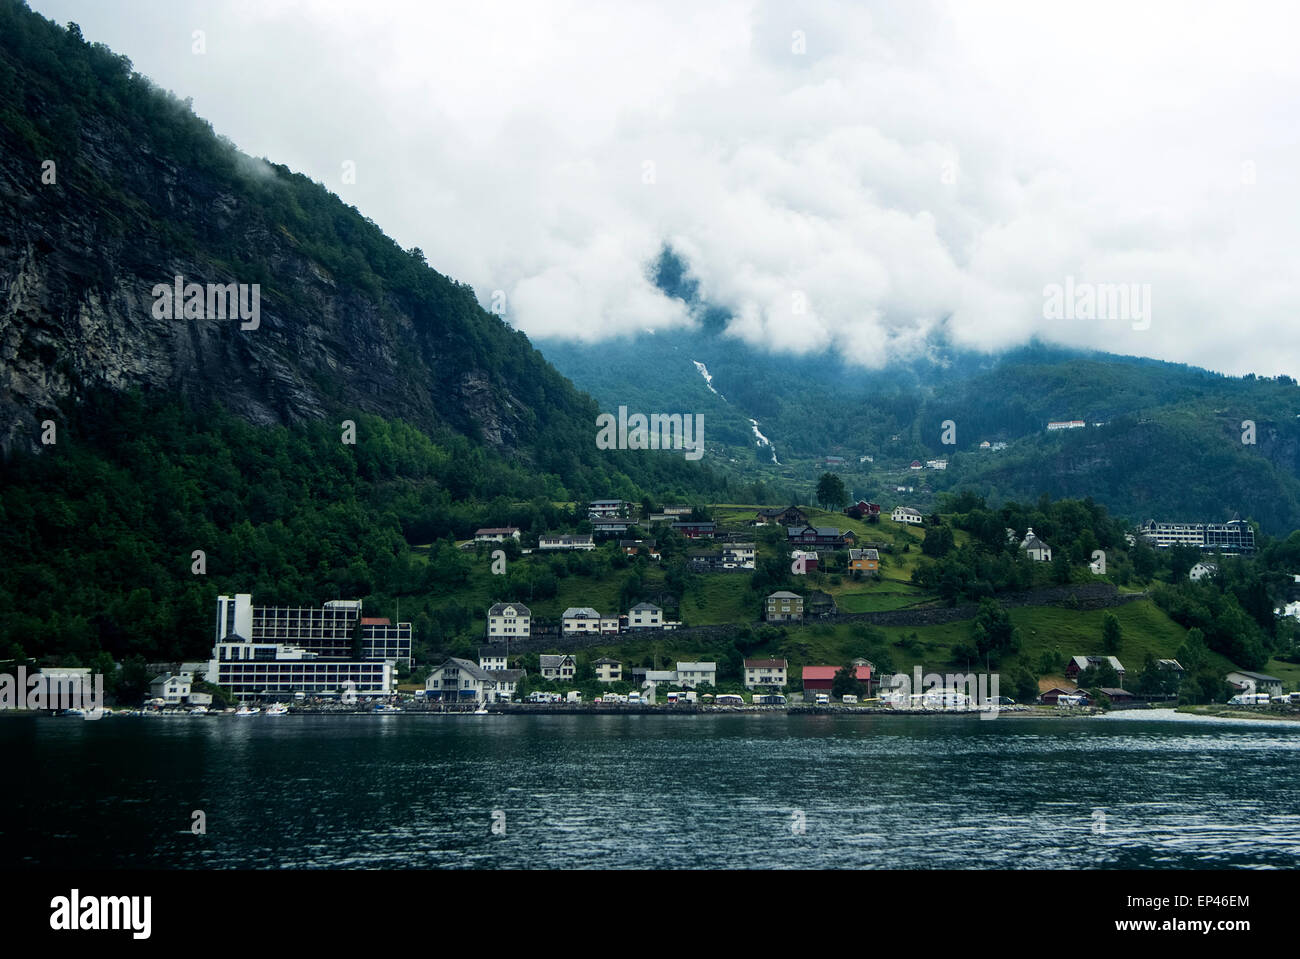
left=32, top=0, right=1300, bottom=376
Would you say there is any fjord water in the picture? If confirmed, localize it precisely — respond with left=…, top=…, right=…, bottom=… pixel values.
left=7, top=712, right=1299, bottom=869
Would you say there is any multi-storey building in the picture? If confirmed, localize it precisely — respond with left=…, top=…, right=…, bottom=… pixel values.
left=743, top=658, right=788, bottom=690
left=765, top=591, right=804, bottom=622
left=1137, top=515, right=1255, bottom=552
left=675, top=662, right=717, bottom=689
left=208, top=594, right=408, bottom=700
left=626, top=602, right=664, bottom=630
left=594, top=658, right=622, bottom=683
left=487, top=602, right=531, bottom=641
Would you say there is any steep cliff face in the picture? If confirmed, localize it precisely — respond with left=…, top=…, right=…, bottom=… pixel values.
left=0, top=2, right=577, bottom=458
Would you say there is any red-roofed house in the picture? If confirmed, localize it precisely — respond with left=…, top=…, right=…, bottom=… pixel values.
left=802, top=663, right=872, bottom=696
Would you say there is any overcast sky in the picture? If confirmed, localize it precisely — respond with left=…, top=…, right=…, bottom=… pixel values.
left=29, top=0, right=1300, bottom=377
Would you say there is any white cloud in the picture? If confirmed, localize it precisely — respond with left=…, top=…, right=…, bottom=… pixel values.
left=31, top=0, right=1300, bottom=376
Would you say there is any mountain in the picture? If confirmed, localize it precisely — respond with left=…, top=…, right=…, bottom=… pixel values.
left=0, top=2, right=741, bottom=667
left=0, top=0, right=686, bottom=495
left=538, top=248, right=1300, bottom=534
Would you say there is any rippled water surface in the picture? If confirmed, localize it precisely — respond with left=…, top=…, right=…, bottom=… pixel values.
left=6, top=711, right=1300, bottom=868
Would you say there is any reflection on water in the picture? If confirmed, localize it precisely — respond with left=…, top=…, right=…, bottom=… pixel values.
left=6, top=713, right=1299, bottom=869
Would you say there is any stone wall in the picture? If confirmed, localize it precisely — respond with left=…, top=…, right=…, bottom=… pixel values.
left=476, top=584, right=1147, bottom=655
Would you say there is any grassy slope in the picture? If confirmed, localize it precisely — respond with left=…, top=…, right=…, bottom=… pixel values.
left=429, top=504, right=1215, bottom=688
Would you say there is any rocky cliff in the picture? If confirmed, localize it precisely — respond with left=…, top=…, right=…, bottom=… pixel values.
left=0, top=0, right=586, bottom=458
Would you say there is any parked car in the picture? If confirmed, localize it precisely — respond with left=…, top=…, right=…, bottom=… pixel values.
left=815, top=693, right=830, bottom=705
left=841, top=694, right=858, bottom=704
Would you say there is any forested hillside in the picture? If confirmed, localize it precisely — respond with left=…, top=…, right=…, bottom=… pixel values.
left=540, top=250, right=1300, bottom=532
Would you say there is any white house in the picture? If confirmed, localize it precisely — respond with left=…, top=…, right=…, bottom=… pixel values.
left=426, top=658, right=521, bottom=703
left=562, top=607, right=604, bottom=635
left=925, top=458, right=948, bottom=470
left=1225, top=670, right=1283, bottom=697
left=722, top=543, right=756, bottom=568
left=539, top=654, right=577, bottom=682
left=426, top=658, right=491, bottom=702
left=487, top=602, right=531, bottom=640
left=1020, top=528, right=1052, bottom=562
left=478, top=646, right=509, bottom=671
left=1189, top=562, right=1218, bottom=582
left=676, top=662, right=717, bottom=689
left=149, top=672, right=191, bottom=705
left=892, top=506, right=924, bottom=525
left=489, top=669, right=525, bottom=702
left=626, top=602, right=664, bottom=630
left=743, top=658, right=788, bottom=690
left=474, top=527, right=520, bottom=543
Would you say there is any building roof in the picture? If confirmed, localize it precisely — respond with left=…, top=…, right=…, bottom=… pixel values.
left=1020, top=528, right=1050, bottom=551
left=848, top=548, right=880, bottom=560
left=1099, top=687, right=1131, bottom=697
left=744, top=659, right=788, bottom=668
left=478, top=645, right=509, bottom=658
left=676, top=662, right=717, bottom=671
left=893, top=506, right=922, bottom=515
left=629, top=602, right=661, bottom=612
left=492, top=669, right=525, bottom=682
left=539, top=654, right=575, bottom=668
left=1069, top=655, right=1125, bottom=672
left=562, top=607, right=602, bottom=619
left=475, top=527, right=519, bottom=535
left=767, top=590, right=802, bottom=600
left=488, top=602, right=531, bottom=616
left=1227, top=670, right=1281, bottom=682
left=435, top=657, right=492, bottom=682
left=802, top=665, right=870, bottom=681
left=593, top=657, right=621, bottom=666
left=360, top=617, right=391, bottom=625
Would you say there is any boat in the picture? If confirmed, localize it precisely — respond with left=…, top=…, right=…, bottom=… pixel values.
left=265, top=703, right=289, bottom=716
left=372, top=703, right=401, bottom=714
left=473, top=703, right=489, bottom=715
left=235, top=706, right=260, bottom=716
left=188, top=705, right=208, bottom=715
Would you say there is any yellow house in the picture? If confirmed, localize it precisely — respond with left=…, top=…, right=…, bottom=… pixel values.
left=848, top=548, right=879, bottom=573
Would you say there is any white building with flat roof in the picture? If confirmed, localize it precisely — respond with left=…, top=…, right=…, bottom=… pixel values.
left=208, top=594, right=404, bottom=701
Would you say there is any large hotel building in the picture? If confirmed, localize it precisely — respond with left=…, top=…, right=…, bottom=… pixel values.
left=208, top=594, right=412, bottom=700
left=1137, top=514, right=1256, bottom=553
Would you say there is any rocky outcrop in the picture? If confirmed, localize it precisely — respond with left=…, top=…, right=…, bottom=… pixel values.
left=0, top=42, right=566, bottom=458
